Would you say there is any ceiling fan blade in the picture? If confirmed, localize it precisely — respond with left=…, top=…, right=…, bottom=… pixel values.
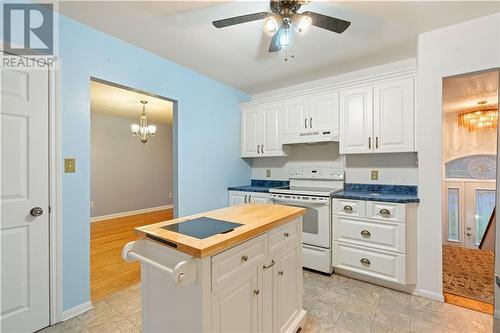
left=301, top=11, right=351, bottom=34
left=269, top=31, right=281, bottom=53
left=212, top=12, right=273, bottom=28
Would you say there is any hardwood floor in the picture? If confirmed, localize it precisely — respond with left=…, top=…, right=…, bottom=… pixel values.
left=90, top=209, right=173, bottom=302
left=444, top=292, right=494, bottom=314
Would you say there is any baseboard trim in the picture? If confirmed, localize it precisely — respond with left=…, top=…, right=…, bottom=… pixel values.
left=62, top=301, right=93, bottom=321
left=91, top=204, right=173, bottom=222
left=417, top=289, right=444, bottom=302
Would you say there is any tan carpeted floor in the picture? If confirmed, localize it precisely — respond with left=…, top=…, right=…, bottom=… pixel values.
left=442, top=245, right=494, bottom=304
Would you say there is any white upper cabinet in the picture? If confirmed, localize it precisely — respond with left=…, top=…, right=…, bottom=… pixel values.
left=339, top=86, right=373, bottom=154
left=282, top=91, right=338, bottom=144
left=373, top=77, right=415, bottom=153
left=339, top=75, right=416, bottom=154
left=282, top=97, right=309, bottom=136
left=241, top=103, right=287, bottom=158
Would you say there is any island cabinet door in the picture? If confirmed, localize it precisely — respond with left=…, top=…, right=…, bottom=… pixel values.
left=275, top=244, right=301, bottom=333
left=211, top=269, right=259, bottom=333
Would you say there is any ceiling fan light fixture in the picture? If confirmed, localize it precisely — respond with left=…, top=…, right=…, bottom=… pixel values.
left=263, top=16, right=279, bottom=36
left=278, top=23, right=293, bottom=48
left=295, top=15, right=312, bottom=36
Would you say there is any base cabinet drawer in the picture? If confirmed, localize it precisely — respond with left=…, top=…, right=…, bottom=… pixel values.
left=269, top=219, right=299, bottom=255
left=366, top=201, right=405, bottom=223
left=333, top=242, right=406, bottom=284
left=212, top=234, right=267, bottom=290
left=334, top=199, right=366, bottom=218
left=333, top=216, right=405, bottom=253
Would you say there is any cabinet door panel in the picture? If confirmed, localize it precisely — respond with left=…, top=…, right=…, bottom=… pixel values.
left=309, top=91, right=338, bottom=133
left=283, top=97, right=308, bottom=135
left=373, top=77, right=415, bottom=152
left=276, top=245, right=301, bottom=333
left=339, top=86, right=373, bottom=154
left=241, top=109, right=260, bottom=157
left=250, top=193, right=270, bottom=204
left=261, top=104, right=282, bottom=156
left=211, top=271, right=259, bottom=333
left=229, top=191, right=248, bottom=206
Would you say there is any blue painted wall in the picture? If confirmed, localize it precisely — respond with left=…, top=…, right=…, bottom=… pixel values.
left=58, top=16, right=251, bottom=310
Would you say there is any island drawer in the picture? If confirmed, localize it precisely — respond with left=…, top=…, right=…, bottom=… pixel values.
left=333, top=216, right=406, bottom=253
left=211, top=234, right=267, bottom=290
left=334, top=199, right=366, bottom=218
left=269, top=219, right=299, bottom=255
left=366, top=201, right=406, bottom=223
left=333, top=242, right=406, bottom=284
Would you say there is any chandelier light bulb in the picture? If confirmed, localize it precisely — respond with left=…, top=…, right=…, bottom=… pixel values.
left=263, top=17, right=279, bottom=36
left=148, top=125, right=157, bottom=135
left=296, top=16, right=312, bottom=36
left=278, top=24, right=292, bottom=48
left=130, top=124, right=140, bottom=134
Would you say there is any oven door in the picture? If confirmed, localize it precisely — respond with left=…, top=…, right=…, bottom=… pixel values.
left=271, top=195, right=331, bottom=248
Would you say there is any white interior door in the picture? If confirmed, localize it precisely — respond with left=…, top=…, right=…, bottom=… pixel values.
left=464, top=181, right=496, bottom=249
left=1, top=65, right=50, bottom=332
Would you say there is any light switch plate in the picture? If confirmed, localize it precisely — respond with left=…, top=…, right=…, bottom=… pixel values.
left=371, top=170, right=379, bottom=181
left=266, top=169, right=271, bottom=178
left=65, top=158, right=76, bottom=173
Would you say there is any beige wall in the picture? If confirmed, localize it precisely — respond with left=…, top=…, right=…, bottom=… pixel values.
left=442, top=111, right=497, bottom=162
left=91, top=112, right=173, bottom=217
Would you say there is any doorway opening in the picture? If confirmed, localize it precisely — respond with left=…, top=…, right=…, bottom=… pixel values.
left=89, top=78, right=176, bottom=302
left=442, top=69, right=499, bottom=314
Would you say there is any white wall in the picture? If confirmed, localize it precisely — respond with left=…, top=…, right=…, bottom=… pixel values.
left=417, top=13, right=500, bottom=301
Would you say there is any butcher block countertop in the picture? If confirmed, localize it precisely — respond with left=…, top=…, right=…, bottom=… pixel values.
left=135, top=204, right=306, bottom=258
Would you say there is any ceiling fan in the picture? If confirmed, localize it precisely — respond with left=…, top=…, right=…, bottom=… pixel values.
left=212, top=0, right=351, bottom=53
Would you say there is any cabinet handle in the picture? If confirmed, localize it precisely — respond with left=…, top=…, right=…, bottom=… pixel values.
left=278, top=270, right=284, bottom=276
left=343, top=205, right=353, bottom=213
left=284, top=232, right=289, bottom=238
left=248, top=195, right=252, bottom=203
left=375, top=136, right=379, bottom=149
left=360, top=230, right=371, bottom=237
left=360, top=258, right=371, bottom=266
left=253, top=289, right=260, bottom=295
left=379, top=209, right=391, bottom=217
left=309, top=117, right=312, bottom=128
left=241, top=255, right=249, bottom=262
left=257, top=145, right=260, bottom=154
left=368, top=137, right=372, bottom=149
left=263, top=260, right=275, bottom=269
left=304, top=118, right=308, bottom=129
left=261, top=145, right=264, bottom=154
left=244, top=195, right=247, bottom=203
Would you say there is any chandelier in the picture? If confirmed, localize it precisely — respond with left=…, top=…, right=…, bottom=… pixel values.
left=130, top=100, right=156, bottom=144
left=458, top=101, right=498, bottom=132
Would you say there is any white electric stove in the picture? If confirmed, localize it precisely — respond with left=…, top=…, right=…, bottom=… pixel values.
left=270, top=167, right=344, bottom=274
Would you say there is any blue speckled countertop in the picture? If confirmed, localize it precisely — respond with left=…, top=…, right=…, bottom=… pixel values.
left=228, top=179, right=289, bottom=193
left=332, top=183, right=420, bottom=203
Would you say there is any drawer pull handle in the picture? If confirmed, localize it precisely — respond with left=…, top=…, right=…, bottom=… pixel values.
left=253, top=289, right=260, bottom=295
left=344, top=205, right=353, bottom=213
left=360, top=258, right=371, bottom=266
left=360, top=230, right=371, bottom=237
left=379, top=209, right=391, bottom=217
left=241, top=255, right=248, bottom=262
left=284, top=232, right=290, bottom=238
left=263, top=260, right=275, bottom=269
left=278, top=270, right=284, bottom=276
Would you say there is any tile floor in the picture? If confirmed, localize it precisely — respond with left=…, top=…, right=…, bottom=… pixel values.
left=40, top=271, right=494, bottom=333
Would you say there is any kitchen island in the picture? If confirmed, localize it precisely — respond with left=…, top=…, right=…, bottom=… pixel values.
left=122, top=204, right=307, bottom=333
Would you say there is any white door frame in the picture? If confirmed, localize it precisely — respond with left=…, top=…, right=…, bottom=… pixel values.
left=48, top=57, right=63, bottom=324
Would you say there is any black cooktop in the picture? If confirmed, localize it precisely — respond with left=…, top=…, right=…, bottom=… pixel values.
left=160, top=217, right=242, bottom=239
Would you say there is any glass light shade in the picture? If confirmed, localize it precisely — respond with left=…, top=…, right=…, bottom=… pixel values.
left=130, top=124, right=140, bottom=134
left=263, top=17, right=279, bottom=36
left=278, top=25, right=292, bottom=48
left=296, top=16, right=312, bottom=36
left=148, top=125, right=157, bottom=135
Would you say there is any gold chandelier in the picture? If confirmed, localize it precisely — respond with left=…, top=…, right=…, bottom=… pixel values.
left=458, top=101, right=498, bottom=132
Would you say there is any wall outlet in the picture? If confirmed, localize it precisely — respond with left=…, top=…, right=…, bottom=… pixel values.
left=89, top=201, right=94, bottom=208
left=169, top=192, right=173, bottom=199
left=371, top=170, right=379, bottom=181
left=64, top=158, right=76, bottom=173
left=266, top=169, right=271, bottom=178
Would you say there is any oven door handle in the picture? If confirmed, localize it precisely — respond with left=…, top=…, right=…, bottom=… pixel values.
left=272, top=197, right=330, bottom=206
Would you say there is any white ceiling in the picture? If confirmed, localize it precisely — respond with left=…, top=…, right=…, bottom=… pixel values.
left=443, top=70, right=499, bottom=114
left=90, top=80, right=173, bottom=124
left=58, top=1, right=500, bottom=94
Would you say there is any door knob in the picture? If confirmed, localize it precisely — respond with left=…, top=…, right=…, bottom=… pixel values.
left=466, top=232, right=472, bottom=236
left=30, top=207, right=43, bottom=217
